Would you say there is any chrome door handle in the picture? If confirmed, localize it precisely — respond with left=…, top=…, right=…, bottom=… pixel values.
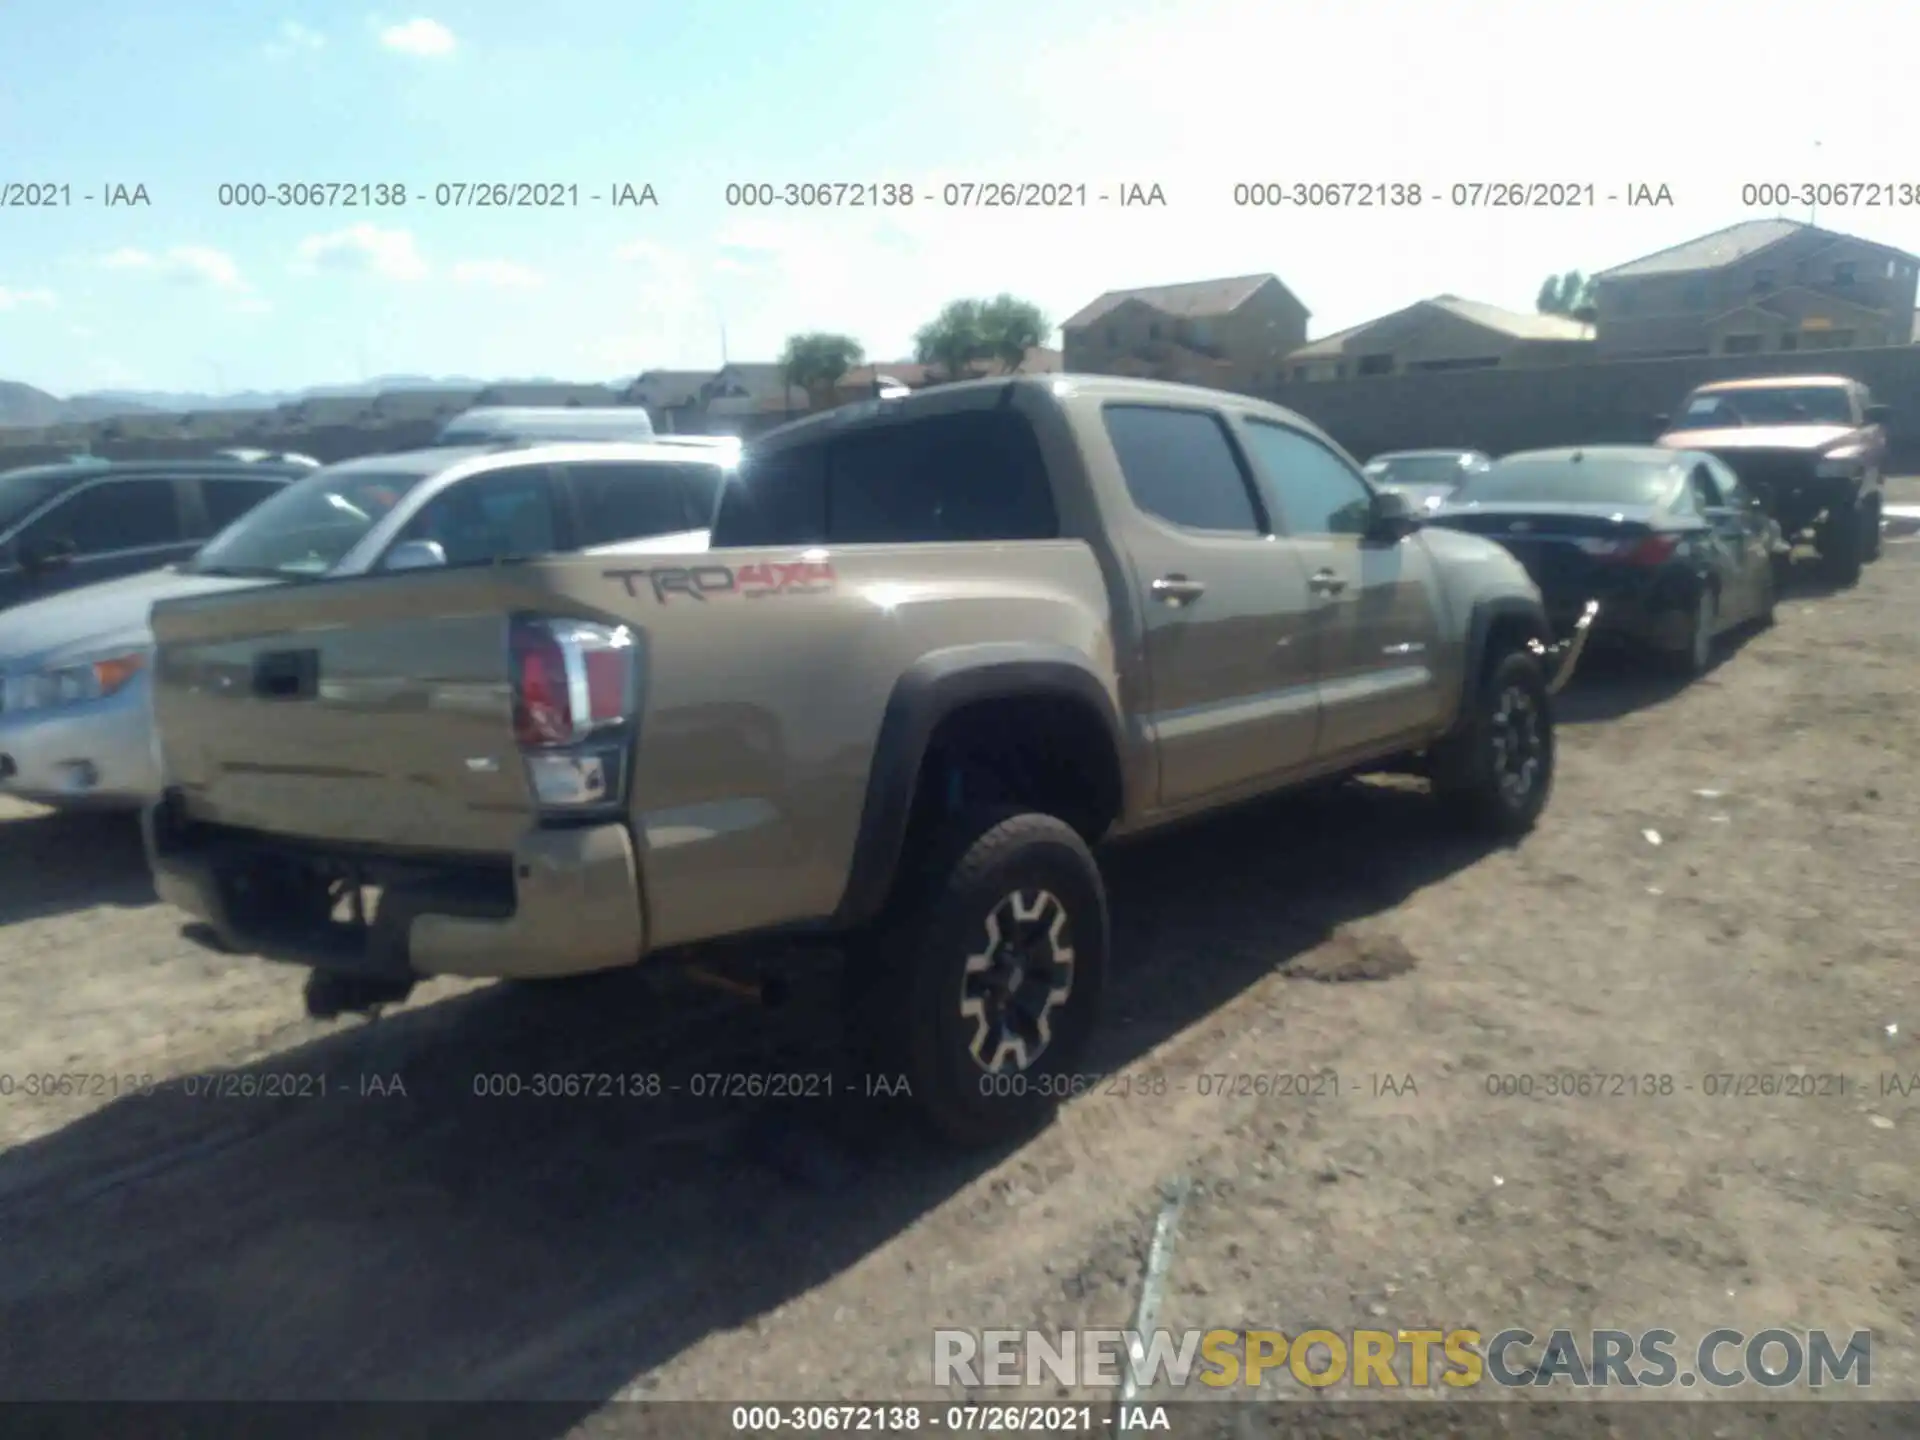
left=1308, top=569, right=1347, bottom=596
left=1151, top=575, right=1207, bottom=605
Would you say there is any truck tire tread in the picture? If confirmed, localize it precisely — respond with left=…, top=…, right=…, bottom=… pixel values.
left=1430, top=648, right=1554, bottom=840
left=843, top=806, right=1109, bottom=1149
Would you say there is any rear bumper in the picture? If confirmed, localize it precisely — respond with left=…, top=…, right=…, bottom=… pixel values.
left=145, top=800, right=646, bottom=981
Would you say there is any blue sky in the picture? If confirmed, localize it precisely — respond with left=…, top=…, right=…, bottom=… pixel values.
left=3, top=0, right=1918, bottom=397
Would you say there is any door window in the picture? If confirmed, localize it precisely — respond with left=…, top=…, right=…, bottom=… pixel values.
left=1689, top=464, right=1727, bottom=511
left=202, top=477, right=289, bottom=532
left=15, top=478, right=184, bottom=555
left=395, top=466, right=559, bottom=566
left=566, top=461, right=717, bottom=545
left=1103, top=405, right=1263, bottom=534
left=1240, top=422, right=1373, bottom=536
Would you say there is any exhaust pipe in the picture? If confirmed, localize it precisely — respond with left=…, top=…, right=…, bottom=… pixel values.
left=1532, top=599, right=1599, bottom=697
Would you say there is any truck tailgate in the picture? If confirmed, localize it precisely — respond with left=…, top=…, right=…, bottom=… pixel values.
left=150, top=567, right=567, bottom=853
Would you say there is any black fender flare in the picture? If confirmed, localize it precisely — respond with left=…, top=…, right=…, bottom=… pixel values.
left=1461, top=594, right=1551, bottom=706
left=832, top=643, right=1125, bottom=927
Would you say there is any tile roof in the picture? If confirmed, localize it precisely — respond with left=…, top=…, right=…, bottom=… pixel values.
left=1287, top=296, right=1592, bottom=358
left=1063, top=274, right=1292, bottom=331
left=1426, top=295, right=1595, bottom=341
left=1595, top=219, right=1810, bottom=279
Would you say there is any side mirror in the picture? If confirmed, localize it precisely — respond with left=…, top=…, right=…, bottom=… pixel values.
left=382, top=539, right=447, bottom=572
left=1365, top=487, right=1421, bottom=542
left=1864, top=404, right=1890, bottom=426
left=19, top=536, right=77, bottom=575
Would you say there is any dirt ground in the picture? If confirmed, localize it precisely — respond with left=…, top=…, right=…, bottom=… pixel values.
left=2, top=490, right=1917, bottom=1437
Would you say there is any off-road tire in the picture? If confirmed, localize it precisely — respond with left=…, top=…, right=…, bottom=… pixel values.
left=1817, top=499, right=1865, bottom=587
left=1430, top=648, right=1554, bottom=840
left=843, top=807, right=1109, bottom=1148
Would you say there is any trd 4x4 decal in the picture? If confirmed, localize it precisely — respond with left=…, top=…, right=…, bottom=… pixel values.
left=602, top=560, right=837, bottom=602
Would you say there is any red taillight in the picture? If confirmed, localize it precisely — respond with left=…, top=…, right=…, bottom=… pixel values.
left=511, top=623, right=573, bottom=746
left=1602, top=534, right=1679, bottom=567
left=509, top=616, right=636, bottom=748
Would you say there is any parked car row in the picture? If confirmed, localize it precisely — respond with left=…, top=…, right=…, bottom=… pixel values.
left=1363, top=373, right=1891, bottom=676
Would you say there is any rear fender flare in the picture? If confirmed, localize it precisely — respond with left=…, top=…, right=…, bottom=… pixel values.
left=832, top=644, right=1125, bottom=927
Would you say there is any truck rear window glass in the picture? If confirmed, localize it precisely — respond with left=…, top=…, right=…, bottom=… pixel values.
left=1103, top=405, right=1262, bottom=534
left=826, top=410, right=1057, bottom=544
left=711, top=410, right=1057, bottom=547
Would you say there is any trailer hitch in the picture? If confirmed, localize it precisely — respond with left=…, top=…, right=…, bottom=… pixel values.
left=1531, top=599, right=1598, bottom=697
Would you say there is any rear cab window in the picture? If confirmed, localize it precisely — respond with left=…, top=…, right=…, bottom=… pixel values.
left=710, top=409, right=1057, bottom=547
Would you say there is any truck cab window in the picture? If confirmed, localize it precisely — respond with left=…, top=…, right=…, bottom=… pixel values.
left=399, top=467, right=558, bottom=566
left=826, top=411, right=1057, bottom=544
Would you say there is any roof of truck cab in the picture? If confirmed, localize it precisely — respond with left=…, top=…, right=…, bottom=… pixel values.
left=751, top=371, right=1335, bottom=449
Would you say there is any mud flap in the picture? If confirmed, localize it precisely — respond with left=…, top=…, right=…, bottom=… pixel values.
left=1530, top=599, right=1599, bottom=697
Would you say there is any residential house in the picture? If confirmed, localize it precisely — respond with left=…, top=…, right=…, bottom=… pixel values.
left=1061, top=275, right=1309, bottom=392
left=621, top=369, right=714, bottom=410
left=1283, top=296, right=1594, bottom=382
left=699, top=363, right=810, bottom=419
left=833, top=346, right=1063, bottom=404
left=621, top=369, right=716, bottom=432
left=274, top=395, right=380, bottom=429
left=1592, top=219, right=1920, bottom=358
left=364, top=387, right=484, bottom=423
left=471, top=382, right=618, bottom=407
left=173, top=409, right=275, bottom=440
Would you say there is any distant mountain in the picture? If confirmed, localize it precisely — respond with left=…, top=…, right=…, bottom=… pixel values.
left=0, top=381, right=160, bottom=427
left=0, top=374, right=631, bottom=430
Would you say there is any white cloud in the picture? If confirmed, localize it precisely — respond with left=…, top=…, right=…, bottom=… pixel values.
left=99, top=246, right=247, bottom=292
left=292, top=224, right=428, bottom=280
left=451, top=259, right=545, bottom=290
left=264, top=20, right=324, bottom=59
left=0, top=286, right=56, bottom=310
left=378, top=17, right=455, bottom=56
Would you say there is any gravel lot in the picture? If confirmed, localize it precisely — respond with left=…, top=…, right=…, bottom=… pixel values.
left=2, top=490, right=1917, bottom=1436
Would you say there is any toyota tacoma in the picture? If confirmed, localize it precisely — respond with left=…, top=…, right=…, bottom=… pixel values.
left=144, top=375, right=1588, bottom=1146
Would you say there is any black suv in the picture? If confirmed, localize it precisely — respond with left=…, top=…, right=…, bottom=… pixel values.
left=0, top=454, right=310, bottom=613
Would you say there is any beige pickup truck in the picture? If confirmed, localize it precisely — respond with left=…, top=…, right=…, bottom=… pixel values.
left=144, top=375, right=1587, bottom=1146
